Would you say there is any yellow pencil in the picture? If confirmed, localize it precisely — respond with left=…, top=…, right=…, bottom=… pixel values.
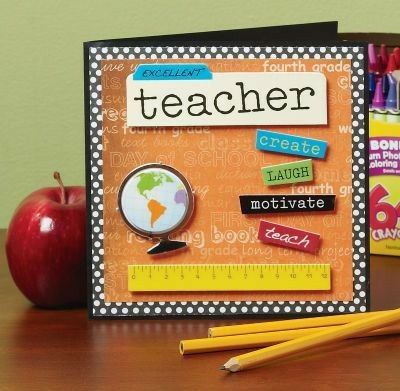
left=221, top=308, right=400, bottom=372
left=180, top=323, right=400, bottom=354
left=209, top=310, right=386, bottom=337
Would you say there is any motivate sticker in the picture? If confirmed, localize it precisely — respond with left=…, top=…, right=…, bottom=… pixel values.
left=258, top=220, right=321, bottom=253
left=256, top=129, right=328, bottom=159
left=239, top=194, right=336, bottom=214
left=261, top=159, right=313, bottom=186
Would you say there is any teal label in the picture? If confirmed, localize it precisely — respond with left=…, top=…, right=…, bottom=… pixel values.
left=256, top=129, right=327, bottom=159
left=133, top=63, right=212, bottom=81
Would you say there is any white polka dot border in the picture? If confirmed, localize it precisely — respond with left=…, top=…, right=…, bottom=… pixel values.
left=86, top=45, right=368, bottom=317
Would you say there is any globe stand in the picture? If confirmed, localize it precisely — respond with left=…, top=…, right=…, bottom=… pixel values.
left=147, top=239, right=187, bottom=255
left=118, top=163, right=195, bottom=256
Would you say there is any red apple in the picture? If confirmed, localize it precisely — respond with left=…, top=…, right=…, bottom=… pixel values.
left=6, top=172, right=86, bottom=308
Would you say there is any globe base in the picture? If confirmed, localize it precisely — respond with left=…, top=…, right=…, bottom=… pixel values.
left=147, top=239, right=187, bottom=255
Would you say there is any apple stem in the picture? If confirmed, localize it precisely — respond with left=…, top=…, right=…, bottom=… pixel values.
left=53, top=172, right=66, bottom=204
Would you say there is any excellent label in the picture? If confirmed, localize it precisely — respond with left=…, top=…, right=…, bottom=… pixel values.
left=239, top=194, right=336, bottom=214
left=258, top=220, right=321, bottom=253
left=133, top=63, right=213, bottom=80
left=261, top=159, right=313, bottom=186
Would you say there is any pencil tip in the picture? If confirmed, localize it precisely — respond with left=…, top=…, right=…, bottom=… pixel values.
left=220, top=366, right=227, bottom=371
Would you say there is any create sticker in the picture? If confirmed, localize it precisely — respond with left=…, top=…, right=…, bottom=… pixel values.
left=239, top=194, right=336, bottom=214
left=261, top=159, right=313, bottom=186
left=258, top=220, right=321, bottom=253
left=256, top=129, right=328, bottom=159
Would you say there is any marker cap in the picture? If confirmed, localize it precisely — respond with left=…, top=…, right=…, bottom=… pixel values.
left=394, top=47, right=400, bottom=69
left=387, top=53, right=397, bottom=73
left=380, top=44, right=389, bottom=68
left=372, top=79, right=385, bottom=109
left=369, top=72, right=376, bottom=92
left=377, top=55, right=384, bottom=76
left=386, top=74, right=398, bottom=110
left=368, top=43, right=377, bottom=72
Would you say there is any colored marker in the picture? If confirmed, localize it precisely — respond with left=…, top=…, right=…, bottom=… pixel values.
left=386, top=53, right=398, bottom=74
left=394, top=47, right=400, bottom=69
left=386, top=73, right=400, bottom=123
left=369, top=72, right=376, bottom=106
left=382, top=75, right=389, bottom=99
left=380, top=44, right=389, bottom=69
left=372, top=79, right=385, bottom=108
left=386, top=74, right=398, bottom=110
left=377, top=55, right=384, bottom=76
left=368, top=44, right=400, bottom=123
left=372, top=79, right=387, bottom=121
left=368, top=43, right=378, bottom=72
left=384, top=54, right=398, bottom=103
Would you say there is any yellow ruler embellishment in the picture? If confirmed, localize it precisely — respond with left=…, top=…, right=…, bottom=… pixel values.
left=127, top=264, right=331, bottom=292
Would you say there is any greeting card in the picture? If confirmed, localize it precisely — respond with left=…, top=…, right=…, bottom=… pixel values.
left=85, top=23, right=369, bottom=318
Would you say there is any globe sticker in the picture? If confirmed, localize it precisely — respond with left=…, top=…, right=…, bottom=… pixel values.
left=118, top=163, right=194, bottom=255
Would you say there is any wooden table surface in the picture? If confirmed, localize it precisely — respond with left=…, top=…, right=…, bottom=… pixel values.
left=1, top=229, right=400, bottom=391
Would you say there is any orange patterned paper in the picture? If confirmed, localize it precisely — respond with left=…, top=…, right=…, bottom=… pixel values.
left=101, top=58, right=353, bottom=303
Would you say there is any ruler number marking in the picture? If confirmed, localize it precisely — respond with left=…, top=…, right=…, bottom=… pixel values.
left=128, top=264, right=330, bottom=291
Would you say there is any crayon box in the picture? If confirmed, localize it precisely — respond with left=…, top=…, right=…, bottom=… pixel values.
left=369, top=118, right=400, bottom=256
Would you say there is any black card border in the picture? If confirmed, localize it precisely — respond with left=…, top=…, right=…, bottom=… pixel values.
left=84, top=38, right=369, bottom=320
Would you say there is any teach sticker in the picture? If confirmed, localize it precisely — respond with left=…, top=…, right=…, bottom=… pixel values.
left=258, top=220, right=321, bottom=253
